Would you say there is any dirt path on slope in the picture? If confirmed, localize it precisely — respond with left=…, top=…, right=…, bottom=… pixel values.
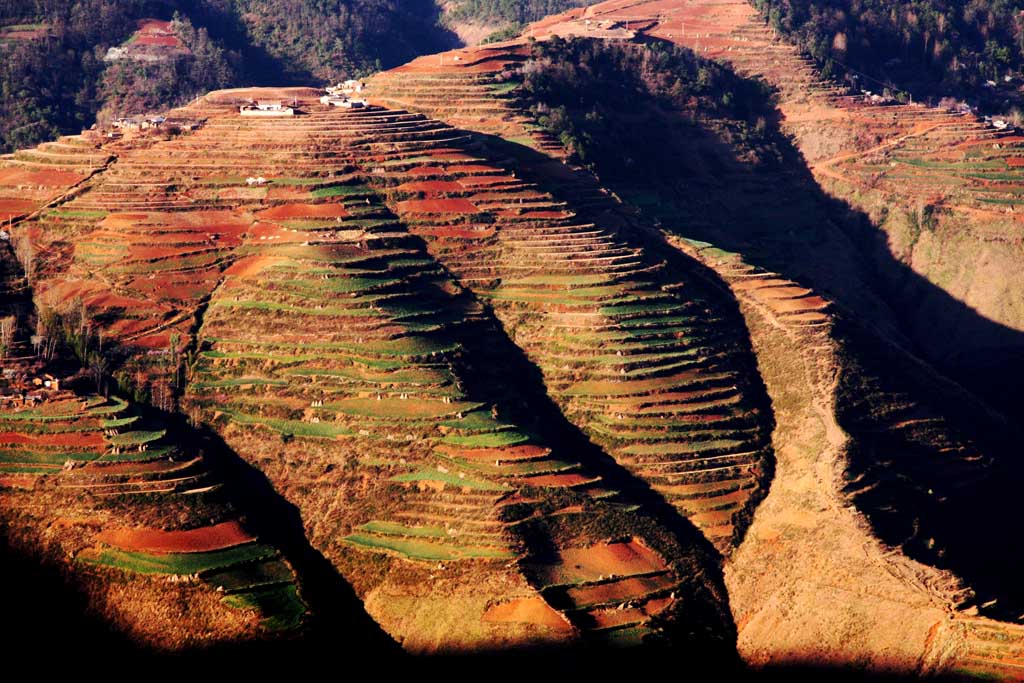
left=810, top=120, right=950, bottom=184
left=668, top=240, right=964, bottom=675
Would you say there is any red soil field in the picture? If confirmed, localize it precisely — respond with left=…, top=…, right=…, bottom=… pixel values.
left=0, top=198, right=38, bottom=220
left=565, top=574, right=677, bottom=605
left=586, top=606, right=647, bottom=629
left=257, top=203, right=349, bottom=220
left=96, top=520, right=254, bottom=554
left=397, top=181, right=464, bottom=193
left=406, top=166, right=447, bottom=177
left=1007, top=157, right=1024, bottom=167
left=497, top=209, right=571, bottom=219
left=204, top=87, right=321, bottom=106
left=0, top=168, right=84, bottom=187
left=521, top=473, right=594, bottom=487
left=460, top=175, right=519, bottom=187
left=132, top=331, right=174, bottom=349
left=767, top=296, right=829, bottom=313
left=392, top=46, right=528, bottom=74
left=559, top=540, right=667, bottom=577
left=424, top=226, right=496, bottom=239
left=447, top=165, right=502, bottom=175
left=428, top=153, right=477, bottom=162
left=223, top=255, right=288, bottom=280
left=0, top=475, right=40, bottom=489
left=135, top=34, right=183, bottom=47
left=482, top=597, right=572, bottom=631
left=218, top=187, right=267, bottom=200
left=101, top=213, right=149, bottom=224
left=396, top=199, right=480, bottom=214
left=250, top=223, right=312, bottom=242
left=267, top=187, right=310, bottom=200
left=89, top=458, right=198, bottom=475
left=438, top=443, right=550, bottom=462
left=0, top=431, right=104, bottom=448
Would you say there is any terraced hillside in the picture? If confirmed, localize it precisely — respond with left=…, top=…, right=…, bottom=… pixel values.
left=524, top=0, right=1024, bottom=416
left=173, top=101, right=732, bottom=652
left=324, top=105, right=775, bottom=551
left=361, top=6, right=1024, bottom=677
left=1, top=92, right=738, bottom=655
left=0, top=134, right=111, bottom=222
left=0, top=381, right=306, bottom=646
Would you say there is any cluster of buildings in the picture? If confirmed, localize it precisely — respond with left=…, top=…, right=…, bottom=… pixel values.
left=240, top=101, right=296, bottom=117
left=321, top=80, right=369, bottom=108
left=0, top=365, right=64, bottom=408
left=106, top=115, right=204, bottom=139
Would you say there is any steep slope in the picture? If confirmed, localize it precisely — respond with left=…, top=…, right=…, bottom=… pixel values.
left=6, top=91, right=738, bottom=654
left=361, top=11, right=1024, bottom=677
left=524, top=0, right=1024, bottom=420
left=339, top=97, right=775, bottom=551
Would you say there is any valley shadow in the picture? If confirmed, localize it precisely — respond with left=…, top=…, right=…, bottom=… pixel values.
left=455, top=68, right=1024, bottom=621
left=354, top=219, right=742, bottom=655
left=153, top=407, right=404, bottom=661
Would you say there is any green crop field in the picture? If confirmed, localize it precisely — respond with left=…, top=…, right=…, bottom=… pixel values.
left=79, top=543, right=279, bottom=575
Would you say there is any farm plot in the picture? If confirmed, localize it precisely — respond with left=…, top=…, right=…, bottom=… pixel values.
left=0, top=390, right=306, bottom=635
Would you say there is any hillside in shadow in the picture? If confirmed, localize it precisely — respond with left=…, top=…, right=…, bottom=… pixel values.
left=463, top=40, right=1024, bottom=619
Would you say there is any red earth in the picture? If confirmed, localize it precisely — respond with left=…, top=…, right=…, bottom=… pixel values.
left=482, top=597, right=573, bottom=631
left=0, top=431, right=104, bottom=448
left=0, top=198, right=38, bottom=220
left=134, top=34, right=183, bottom=47
left=257, top=203, right=350, bottom=220
left=96, top=520, right=255, bottom=554
left=0, top=168, right=85, bottom=187
left=397, top=181, right=464, bottom=193
left=396, top=198, right=480, bottom=214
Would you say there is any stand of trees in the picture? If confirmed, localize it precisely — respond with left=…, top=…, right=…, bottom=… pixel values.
left=447, top=0, right=594, bottom=24
left=752, top=0, right=1024, bottom=105
left=0, top=0, right=457, bottom=152
left=520, top=37, right=773, bottom=175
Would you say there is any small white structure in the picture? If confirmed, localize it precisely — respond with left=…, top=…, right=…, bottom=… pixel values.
left=326, top=80, right=364, bottom=97
left=994, top=119, right=1010, bottom=130
left=320, top=94, right=347, bottom=106
left=112, top=115, right=166, bottom=131
left=0, top=230, right=9, bottom=242
left=240, top=101, right=295, bottom=117
left=321, top=94, right=368, bottom=108
left=246, top=176, right=268, bottom=186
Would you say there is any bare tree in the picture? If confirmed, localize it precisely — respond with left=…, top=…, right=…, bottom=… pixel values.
left=11, top=230, right=34, bottom=286
left=0, top=316, right=15, bottom=359
left=88, top=354, right=110, bottom=397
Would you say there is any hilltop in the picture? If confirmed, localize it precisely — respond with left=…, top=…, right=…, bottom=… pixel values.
left=1, top=0, right=1023, bottom=678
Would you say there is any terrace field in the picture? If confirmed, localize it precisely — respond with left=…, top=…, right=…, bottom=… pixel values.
left=1, top=0, right=1023, bottom=673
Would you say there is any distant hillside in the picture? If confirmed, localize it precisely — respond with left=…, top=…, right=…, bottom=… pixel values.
left=752, top=0, right=1024, bottom=110
left=0, top=0, right=456, bottom=152
left=442, top=0, right=598, bottom=44
left=447, top=0, right=594, bottom=24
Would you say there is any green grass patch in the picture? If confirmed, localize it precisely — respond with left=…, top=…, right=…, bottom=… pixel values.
left=227, top=411, right=352, bottom=439
left=222, top=583, right=306, bottom=630
left=390, top=468, right=511, bottom=491
left=107, top=429, right=165, bottom=447
left=79, top=543, right=278, bottom=575
left=441, top=430, right=532, bottom=448
left=0, top=449, right=100, bottom=464
left=204, top=559, right=295, bottom=593
left=310, top=185, right=370, bottom=198
left=44, top=209, right=107, bottom=219
left=343, top=534, right=512, bottom=561
left=356, top=521, right=448, bottom=538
